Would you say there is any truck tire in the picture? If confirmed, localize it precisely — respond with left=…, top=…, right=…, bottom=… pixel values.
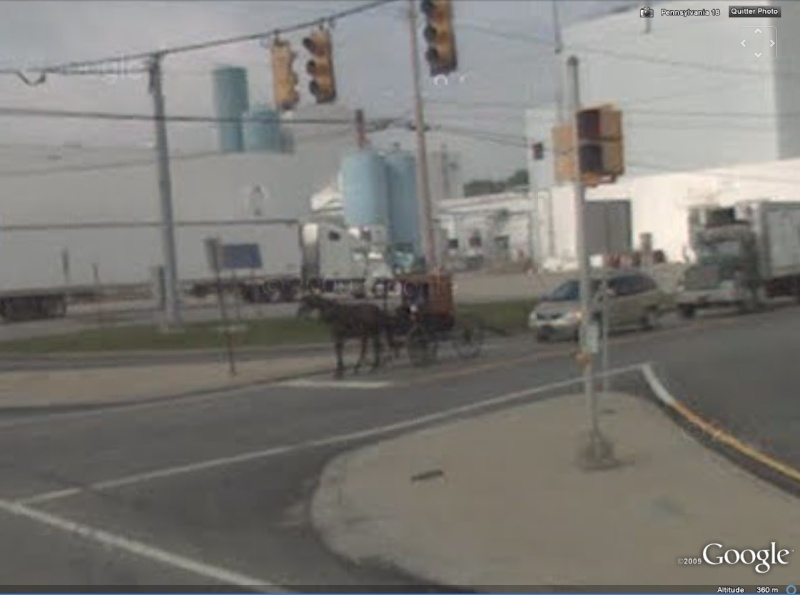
left=679, top=305, right=696, bottom=320
left=42, top=296, right=67, bottom=318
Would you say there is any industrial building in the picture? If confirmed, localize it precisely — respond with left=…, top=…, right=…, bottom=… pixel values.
left=507, top=0, right=800, bottom=269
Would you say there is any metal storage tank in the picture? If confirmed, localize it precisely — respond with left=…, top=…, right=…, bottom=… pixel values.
left=243, top=105, right=282, bottom=153
left=212, top=66, right=249, bottom=153
left=341, top=149, right=389, bottom=227
left=385, top=150, right=421, bottom=254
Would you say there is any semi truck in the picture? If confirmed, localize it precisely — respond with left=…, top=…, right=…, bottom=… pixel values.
left=676, top=200, right=800, bottom=318
left=0, top=218, right=391, bottom=322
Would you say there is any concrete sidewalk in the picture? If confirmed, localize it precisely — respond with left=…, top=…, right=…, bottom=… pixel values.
left=312, top=391, right=800, bottom=588
left=0, top=354, right=332, bottom=410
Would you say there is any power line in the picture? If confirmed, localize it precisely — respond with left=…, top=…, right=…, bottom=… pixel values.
left=461, top=22, right=800, bottom=80
left=0, top=0, right=399, bottom=78
left=0, top=129, right=358, bottom=179
left=436, top=124, right=800, bottom=188
left=0, top=105, right=374, bottom=125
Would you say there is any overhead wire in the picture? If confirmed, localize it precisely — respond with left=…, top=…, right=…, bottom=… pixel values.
left=460, top=21, right=798, bottom=80
left=0, top=0, right=400, bottom=77
left=434, top=123, right=800, bottom=188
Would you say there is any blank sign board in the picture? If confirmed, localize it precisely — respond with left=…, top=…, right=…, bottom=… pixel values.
left=585, top=200, right=632, bottom=256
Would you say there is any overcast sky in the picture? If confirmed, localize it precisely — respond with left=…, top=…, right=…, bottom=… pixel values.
left=0, top=0, right=637, bottom=180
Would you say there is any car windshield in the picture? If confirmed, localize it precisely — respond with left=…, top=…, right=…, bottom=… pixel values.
left=546, top=279, right=602, bottom=301
left=696, top=240, right=744, bottom=262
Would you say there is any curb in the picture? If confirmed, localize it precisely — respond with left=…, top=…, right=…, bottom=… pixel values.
left=0, top=363, right=333, bottom=416
left=0, top=342, right=331, bottom=361
left=641, top=362, right=800, bottom=497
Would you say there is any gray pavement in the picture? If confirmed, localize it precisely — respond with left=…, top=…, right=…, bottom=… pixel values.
left=0, top=301, right=793, bottom=588
left=313, top=391, right=800, bottom=588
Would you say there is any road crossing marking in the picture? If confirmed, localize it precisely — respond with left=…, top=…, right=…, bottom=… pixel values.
left=278, top=378, right=393, bottom=389
left=0, top=498, right=285, bottom=592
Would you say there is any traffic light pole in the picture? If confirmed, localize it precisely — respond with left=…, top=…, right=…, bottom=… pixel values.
left=567, top=56, right=618, bottom=471
left=408, top=0, right=438, bottom=272
left=148, top=53, right=182, bottom=328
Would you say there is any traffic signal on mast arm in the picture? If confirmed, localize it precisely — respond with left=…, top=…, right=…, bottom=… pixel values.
left=421, top=0, right=457, bottom=77
left=271, top=39, right=300, bottom=112
left=303, top=27, right=336, bottom=104
left=577, top=105, right=625, bottom=184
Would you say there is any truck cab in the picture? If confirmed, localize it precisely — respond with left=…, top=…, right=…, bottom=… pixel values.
left=677, top=207, right=762, bottom=317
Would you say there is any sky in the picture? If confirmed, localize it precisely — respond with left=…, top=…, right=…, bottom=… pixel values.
left=0, top=0, right=637, bottom=181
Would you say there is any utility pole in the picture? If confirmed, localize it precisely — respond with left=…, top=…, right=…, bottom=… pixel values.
left=567, top=55, right=617, bottom=471
left=546, top=0, right=565, bottom=262
left=355, top=108, right=367, bottom=149
left=149, top=53, right=182, bottom=327
left=408, top=0, right=437, bottom=271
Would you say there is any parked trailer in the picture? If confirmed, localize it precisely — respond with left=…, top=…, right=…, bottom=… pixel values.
left=0, top=219, right=388, bottom=322
left=677, top=200, right=800, bottom=317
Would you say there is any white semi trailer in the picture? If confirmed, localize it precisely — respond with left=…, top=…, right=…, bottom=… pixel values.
left=0, top=218, right=390, bottom=321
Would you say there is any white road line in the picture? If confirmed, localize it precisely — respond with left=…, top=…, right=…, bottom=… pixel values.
left=641, top=363, right=677, bottom=406
left=0, top=499, right=286, bottom=592
left=17, top=362, right=646, bottom=505
left=278, top=379, right=393, bottom=389
left=0, top=376, right=299, bottom=432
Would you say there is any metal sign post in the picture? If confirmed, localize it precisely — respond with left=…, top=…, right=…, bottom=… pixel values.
left=567, top=56, right=618, bottom=471
left=206, top=238, right=237, bottom=377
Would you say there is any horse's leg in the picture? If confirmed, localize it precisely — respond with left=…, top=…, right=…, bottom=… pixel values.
left=371, top=330, right=381, bottom=371
left=354, top=334, right=367, bottom=375
left=334, top=335, right=345, bottom=379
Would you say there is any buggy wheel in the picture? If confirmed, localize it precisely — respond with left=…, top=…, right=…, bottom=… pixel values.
left=407, top=325, right=438, bottom=367
left=451, top=316, right=484, bottom=359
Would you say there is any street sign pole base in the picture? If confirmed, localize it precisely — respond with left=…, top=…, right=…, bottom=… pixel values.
left=575, top=428, right=620, bottom=471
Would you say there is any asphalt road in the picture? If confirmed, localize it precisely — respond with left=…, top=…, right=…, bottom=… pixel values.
left=0, top=303, right=796, bottom=589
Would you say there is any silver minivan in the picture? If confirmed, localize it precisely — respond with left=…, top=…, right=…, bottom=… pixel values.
left=528, top=270, right=668, bottom=342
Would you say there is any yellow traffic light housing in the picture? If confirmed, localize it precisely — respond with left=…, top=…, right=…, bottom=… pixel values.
left=271, top=39, right=299, bottom=112
left=552, top=106, right=624, bottom=186
left=421, top=0, right=457, bottom=77
left=303, top=27, right=336, bottom=104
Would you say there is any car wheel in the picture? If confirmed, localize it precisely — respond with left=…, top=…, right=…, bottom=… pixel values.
left=642, top=307, right=660, bottom=330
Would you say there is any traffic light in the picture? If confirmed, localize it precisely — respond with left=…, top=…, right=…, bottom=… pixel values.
left=421, top=0, right=457, bottom=77
left=577, top=105, right=624, bottom=183
left=271, top=39, right=299, bottom=112
left=303, top=27, right=336, bottom=104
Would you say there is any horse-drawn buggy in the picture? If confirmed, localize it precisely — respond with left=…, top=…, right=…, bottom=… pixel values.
left=297, top=272, right=484, bottom=378
left=385, top=272, right=484, bottom=367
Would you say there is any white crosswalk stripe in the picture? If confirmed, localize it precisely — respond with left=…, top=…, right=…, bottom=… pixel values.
left=278, top=378, right=394, bottom=389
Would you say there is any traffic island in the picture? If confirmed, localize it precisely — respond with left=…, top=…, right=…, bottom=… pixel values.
left=312, top=391, right=800, bottom=588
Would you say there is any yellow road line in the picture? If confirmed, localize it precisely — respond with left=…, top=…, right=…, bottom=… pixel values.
left=642, top=363, right=800, bottom=486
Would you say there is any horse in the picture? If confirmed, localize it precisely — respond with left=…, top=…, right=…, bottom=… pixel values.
left=297, top=293, right=398, bottom=379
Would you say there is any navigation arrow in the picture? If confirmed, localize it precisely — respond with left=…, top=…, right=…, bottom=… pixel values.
left=755, top=52, right=763, bottom=58
left=755, top=28, right=762, bottom=33
left=742, top=39, right=747, bottom=47
left=771, top=39, right=776, bottom=47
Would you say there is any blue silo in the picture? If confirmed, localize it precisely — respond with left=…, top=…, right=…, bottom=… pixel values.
left=341, top=149, right=390, bottom=227
left=243, top=105, right=283, bottom=153
left=385, top=150, right=421, bottom=255
left=212, top=66, right=249, bottom=153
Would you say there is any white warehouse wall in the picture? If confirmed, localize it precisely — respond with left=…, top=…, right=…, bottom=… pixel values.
left=547, top=157, right=800, bottom=264
left=0, top=140, right=352, bottom=225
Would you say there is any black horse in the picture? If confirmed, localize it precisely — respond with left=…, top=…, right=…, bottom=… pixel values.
left=297, top=294, right=397, bottom=379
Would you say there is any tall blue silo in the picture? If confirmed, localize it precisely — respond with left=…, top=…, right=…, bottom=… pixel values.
left=341, top=149, right=390, bottom=227
left=212, top=66, right=249, bottom=153
left=243, top=105, right=283, bottom=153
left=385, top=150, right=421, bottom=255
